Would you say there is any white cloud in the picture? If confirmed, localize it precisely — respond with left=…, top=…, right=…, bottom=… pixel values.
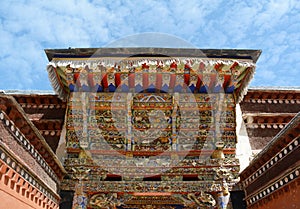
left=0, top=0, right=299, bottom=90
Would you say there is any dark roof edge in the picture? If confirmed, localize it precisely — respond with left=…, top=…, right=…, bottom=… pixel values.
left=45, top=48, right=262, bottom=63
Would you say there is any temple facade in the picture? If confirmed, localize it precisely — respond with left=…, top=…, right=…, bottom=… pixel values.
left=0, top=47, right=299, bottom=209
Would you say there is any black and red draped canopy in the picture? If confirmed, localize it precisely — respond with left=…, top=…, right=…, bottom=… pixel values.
left=45, top=48, right=261, bottom=102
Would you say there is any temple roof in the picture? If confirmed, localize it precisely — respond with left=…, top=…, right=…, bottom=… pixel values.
left=45, top=47, right=261, bottom=103
left=11, top=94, right=67, bottom=152
left=0, top=94, right=66, bottom=180
left=240, top=88, right=300, bottom=150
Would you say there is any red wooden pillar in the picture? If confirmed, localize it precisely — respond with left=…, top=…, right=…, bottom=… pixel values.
left=74, top=71, right=81, bottom=88
left=101, top=73, right=108, bottom=91
left=142, top=63, right=149, bottom=92
left=155, top=64, right=163, bottom=92
left=195, top=62, right=205, bottom=92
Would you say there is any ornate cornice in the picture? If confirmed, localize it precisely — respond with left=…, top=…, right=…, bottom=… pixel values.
left=240, top=112, right=300, bottom=207
left=0, top=110, right=60, bottom=183
left=0, top=95, right=66, bottom=180
left=243, top=114, right=295, bottom=129
left=242, top=88, right=300, bottom=102
left=61, top=179, right=237, bottom=193
left=45, top=48, right=260, bottom=103
left=242, top=137, right=299, bottom=189
left=245, top=166, right=300, bottom=206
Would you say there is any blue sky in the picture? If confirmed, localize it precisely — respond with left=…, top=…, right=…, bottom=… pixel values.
left=0, top=0, right=299, bottom=90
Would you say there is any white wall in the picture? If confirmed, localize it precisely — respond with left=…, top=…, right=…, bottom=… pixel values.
left=235, top=104, right=253, bottom=172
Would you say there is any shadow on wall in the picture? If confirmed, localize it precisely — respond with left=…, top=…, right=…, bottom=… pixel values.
left=230, top=191, right=247, bottom=209
left=59, top=190, right=74, bottom=209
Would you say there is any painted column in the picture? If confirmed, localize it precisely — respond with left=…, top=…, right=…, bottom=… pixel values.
left=72, top=180, right=88, bottom=209
left=142, top=63, right=149, bottom=92
left=71, top=168, right=90, bottom=209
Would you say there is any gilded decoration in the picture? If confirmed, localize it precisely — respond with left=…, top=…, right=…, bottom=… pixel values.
left=63, top=91, right=238, bottom=208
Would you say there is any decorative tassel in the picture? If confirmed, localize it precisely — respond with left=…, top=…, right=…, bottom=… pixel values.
left=101, top=74, right=108, bottom=89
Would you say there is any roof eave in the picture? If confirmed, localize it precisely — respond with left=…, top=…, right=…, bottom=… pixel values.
left=45, top=48, right=262, bottom=63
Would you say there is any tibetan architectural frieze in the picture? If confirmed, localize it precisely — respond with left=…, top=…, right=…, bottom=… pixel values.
left=46, top=48, right=260, bottom=103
